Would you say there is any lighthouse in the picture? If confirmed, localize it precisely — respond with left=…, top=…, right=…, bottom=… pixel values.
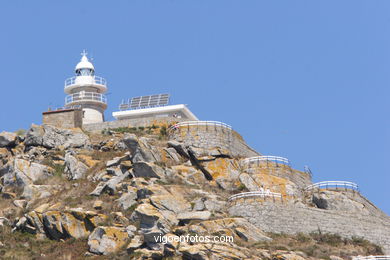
left=64, top=51, right=107, bottom=125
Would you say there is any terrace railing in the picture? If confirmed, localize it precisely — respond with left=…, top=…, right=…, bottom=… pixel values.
left=353, top=256, right=390, bottom=260
left=168, top=121, right=232, bottom=133
left=228, top=191, right=282, bottom=202
left=305, top=181, right=359, bottom=192
left=241, top=156, right=291, bottom=167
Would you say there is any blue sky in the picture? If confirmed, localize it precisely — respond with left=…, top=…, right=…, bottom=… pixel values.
left=0, top=1, right=389, bottom=214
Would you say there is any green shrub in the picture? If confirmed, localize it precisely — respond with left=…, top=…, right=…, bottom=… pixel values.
left=15, top=129, right=26, bottom=136
left=159, top=126, right=167, bottom=137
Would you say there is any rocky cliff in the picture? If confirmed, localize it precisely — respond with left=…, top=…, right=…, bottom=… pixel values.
left=0, top=124, right=388, bottom=260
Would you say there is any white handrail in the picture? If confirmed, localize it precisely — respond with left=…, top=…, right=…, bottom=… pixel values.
left=228, top=191, right=282, bottom=202
left=353, top=256, right=390, bottom=260
left=169, top=121, right=232, bottom=132
left=64, top=75, right=107, bottom=88
left=305, top=181, right=359, bottom=191
left=241, top=156, right=291, bottom=166
left=65, top=92, right=107, bottom=105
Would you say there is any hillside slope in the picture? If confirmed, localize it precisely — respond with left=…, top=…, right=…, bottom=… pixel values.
left=0, top=124, right=388, bottom=260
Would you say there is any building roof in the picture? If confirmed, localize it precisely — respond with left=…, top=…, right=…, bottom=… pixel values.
left=112, top=104, right=198, bottom=121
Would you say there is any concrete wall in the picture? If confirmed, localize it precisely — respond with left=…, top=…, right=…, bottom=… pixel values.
left=42, top=109, right=83, bottom=129
left=168, top=125, right=259, bottom=158
left=228, top=200, right=390, bottom=253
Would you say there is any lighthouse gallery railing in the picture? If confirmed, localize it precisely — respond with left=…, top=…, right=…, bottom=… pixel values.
left=65, top=92, right=107, bottom=105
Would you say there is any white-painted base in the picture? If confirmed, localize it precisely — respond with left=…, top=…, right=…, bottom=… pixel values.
left=82, top=108, right=104, bottom=125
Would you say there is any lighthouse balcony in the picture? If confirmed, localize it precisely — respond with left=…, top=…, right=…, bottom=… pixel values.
left=64, top=76, right=107, bottom=93
left=65, top=92, right=107, bottom=108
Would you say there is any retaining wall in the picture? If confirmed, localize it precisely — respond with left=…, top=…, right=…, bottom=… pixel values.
left=82, top=117, right=186, bottom=132
left=229, top=200, right=390, bottom=253
left=168, top=125, right=259, bottom=158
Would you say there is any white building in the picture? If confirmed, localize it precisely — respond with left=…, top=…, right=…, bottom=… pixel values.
left=64, top=51, right=108, bottom=125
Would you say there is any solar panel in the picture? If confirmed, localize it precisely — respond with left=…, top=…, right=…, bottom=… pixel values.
left=119, top=94, right=170, bottom=110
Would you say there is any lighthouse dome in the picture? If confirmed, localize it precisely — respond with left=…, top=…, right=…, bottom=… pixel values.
left=75, top=54, right=94, bottom=71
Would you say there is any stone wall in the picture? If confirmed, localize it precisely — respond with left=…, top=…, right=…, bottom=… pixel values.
left=42, top=109, right=83, bottom=129
left=82, top=117, right=187, bottom=132
left=168, top=124, right=259, bottom=158
left=228, top=199, right=390, bottom=253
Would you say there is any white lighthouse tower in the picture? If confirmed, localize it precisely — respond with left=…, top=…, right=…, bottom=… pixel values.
left=64, top=51, right=107, bottom=125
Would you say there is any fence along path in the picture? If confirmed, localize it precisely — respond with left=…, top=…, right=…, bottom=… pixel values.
left=305, top=181, right=359, bottom=192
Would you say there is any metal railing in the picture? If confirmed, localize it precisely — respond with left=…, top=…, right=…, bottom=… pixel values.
left=64, top=76, right=107, bottom=88
left=65, top=92, right=107, bottom=105
left=241, top=156, right=291, bottom=167
left=305, top=181, right=359, bottom=192
left=353, top=256, right=390, bottom=260
left=168, top=121, right=232, bottom=132
left=228, top=191, right=282, bottom=202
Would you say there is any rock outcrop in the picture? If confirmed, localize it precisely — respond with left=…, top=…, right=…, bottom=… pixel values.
left=25, top=124, right=90, bottom=149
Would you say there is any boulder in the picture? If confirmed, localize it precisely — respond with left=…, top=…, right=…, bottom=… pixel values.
left=179, top=244, right=251, bottom=260
left=120, top=134, right=157, bottom=163
left=310, top=190, right=374, bottom=215
left=167, top=141, right=189, bottom=159
left=15, top=208, right=108, bottom=240
left=3, top=159, right=53, bottom=187
left=177, top=211, right=211, bottom=222
left=193, top=198, right=206, bottom=211
left=0, top=132, right=17, bottom=147
left=106, top=154, right=131, bottom=168
left=24, top=124, right=90, bottom=149
left=238, top=173, right=259, bottom=191
left=13, top=199, right=27, bottom=209
left=163, top=147, right=182, bottom=164
left=88, top=226, right=130, bottom=255
left=93, top=200, right=103, bottom=210
left=189, top=218, right=271, bottom=243
left=0, top=217, right=10, bottom=227
left=149, top=194, right=191, bottom=214
left=132, top=203, right=176, bottom=235
left=116, top=190, right=137, bottom=210
left=132, top=162, right=165, bottom=179
left=90, top=172, right=129, bottom=196
left=22, top=184, right=60, bottom=200
left=64, top=152, right=89, bottom=180
left=126, top=235, right=143, bottom=254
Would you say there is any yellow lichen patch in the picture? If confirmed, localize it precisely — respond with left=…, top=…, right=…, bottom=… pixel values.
left=204, top=158, right=232, bottom=179
left=34, top=203, right=51, bottom=213
left=77, top=154, right=100, bottom=168
left=172, top=165, right=193, bottom=174
left=44, top=211, right=63, bottom=232
left=89, top=214, right=109, bottom=227
left=250, top=174, right=289, bottom=196
left=103, top=226, right=129, bottom=241
left=172, top=165, right=205, bottom=184
left=48, top=203, right=62, bottom=210
left=61, top=212, right=89, bottom=238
